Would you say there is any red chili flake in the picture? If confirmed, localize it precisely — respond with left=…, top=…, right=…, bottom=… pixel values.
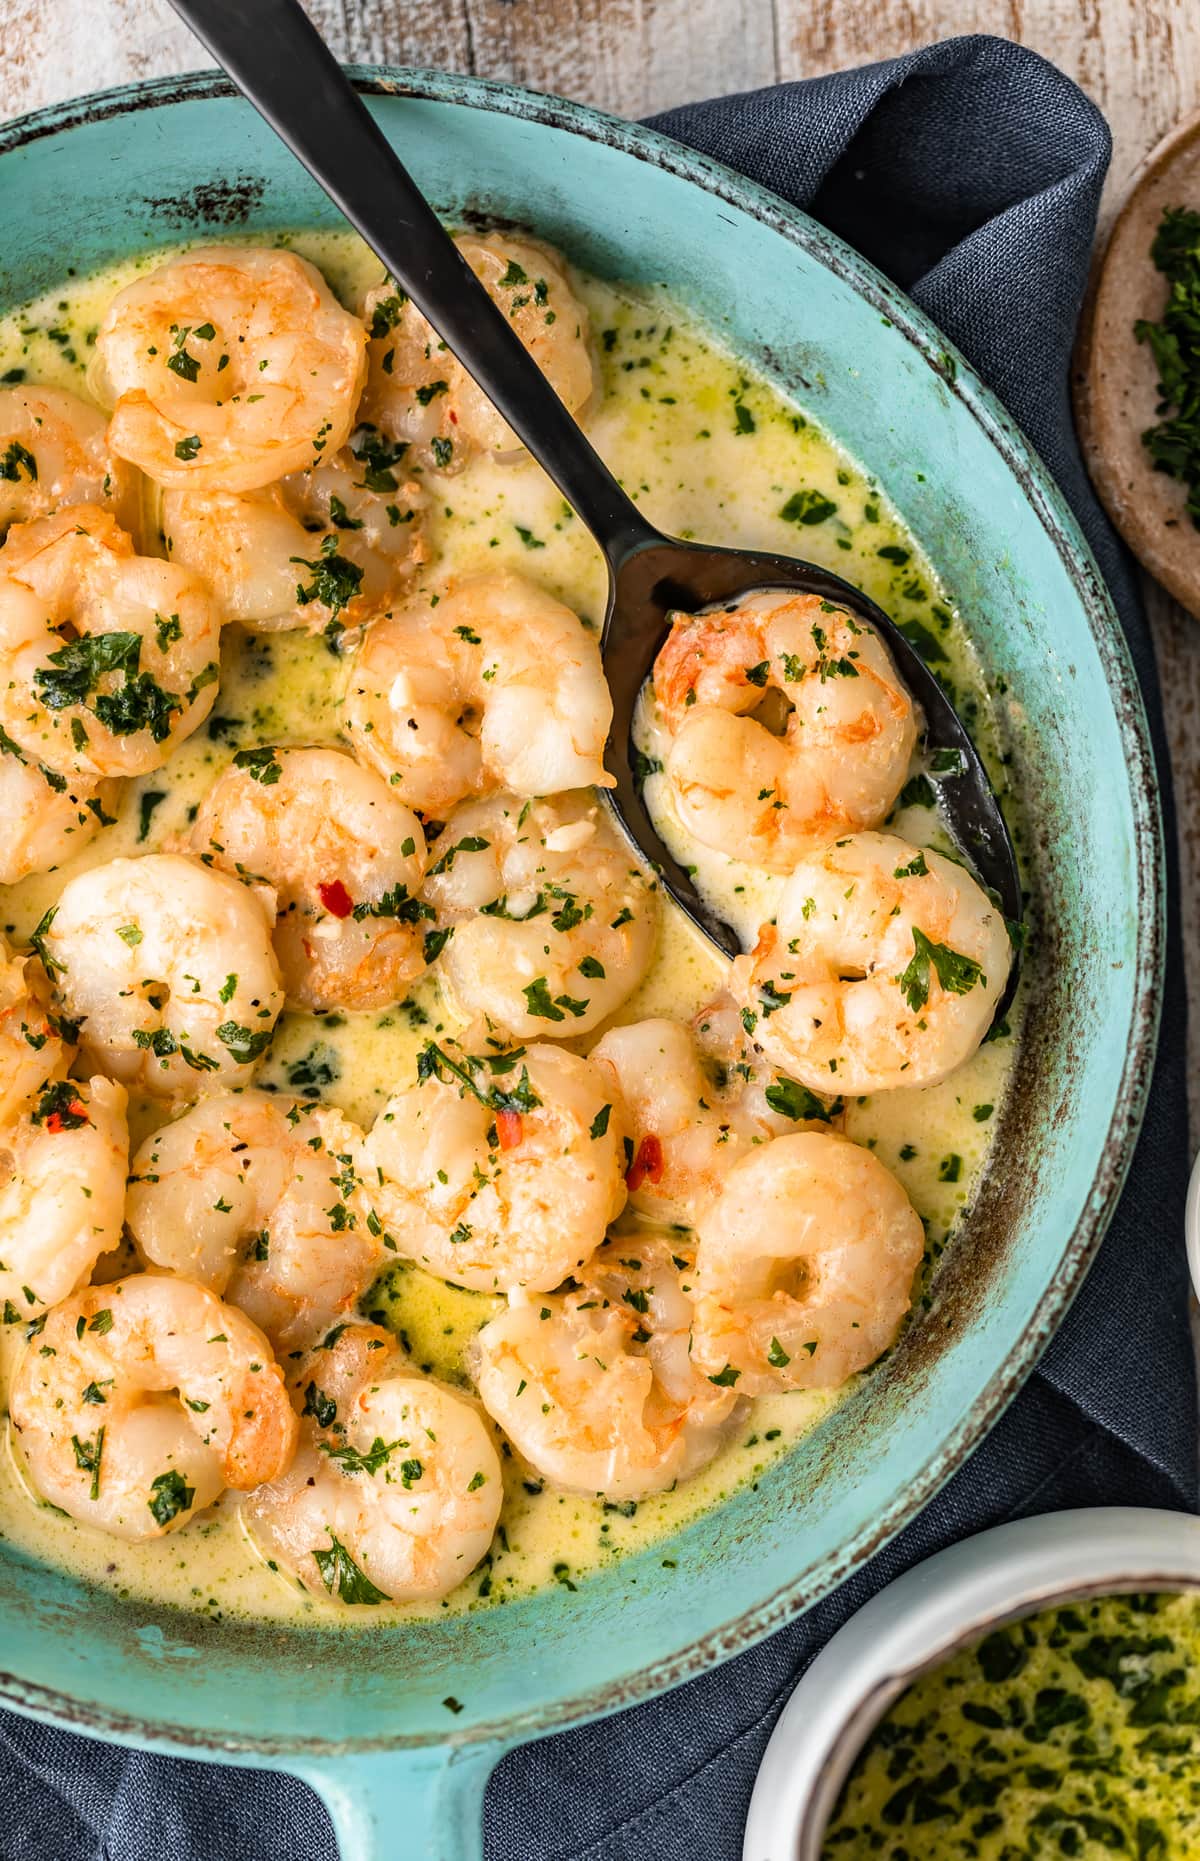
left=626, top=1135, right=664, bottom=1191
left=496, top=1110, right=523, bottom=1150
left=448, top=409, right=459, bottom=424
left=318, top=879, right=354, bottom=919
left=46, top=1101, right=89, bottom=1135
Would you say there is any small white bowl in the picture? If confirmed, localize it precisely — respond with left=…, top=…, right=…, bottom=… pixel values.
left=743, top=1507, right=1200, bottom=1861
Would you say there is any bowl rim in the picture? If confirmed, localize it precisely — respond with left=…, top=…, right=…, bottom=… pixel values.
left=744, top=1506, right=1200, bottom=1860
left=0, top=64, right=1166, bottom=1758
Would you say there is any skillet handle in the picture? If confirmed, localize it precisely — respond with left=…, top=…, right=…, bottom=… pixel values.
left=284, top=1743, right=510, bottom=1860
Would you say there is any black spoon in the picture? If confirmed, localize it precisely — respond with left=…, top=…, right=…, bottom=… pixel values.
left=169, top=0, right=1022, bottom=964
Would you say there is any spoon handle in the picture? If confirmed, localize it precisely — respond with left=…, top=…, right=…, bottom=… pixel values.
left=168, top=0, right=658, bottom=567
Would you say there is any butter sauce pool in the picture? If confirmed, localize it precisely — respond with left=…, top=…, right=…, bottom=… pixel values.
left=0, top=230, right=1021, bottom=1625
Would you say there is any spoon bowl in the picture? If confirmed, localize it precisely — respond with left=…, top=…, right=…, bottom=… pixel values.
left=603, top=528, right=1022, bottom=957
left=170, top=0, right=1023, bottom=965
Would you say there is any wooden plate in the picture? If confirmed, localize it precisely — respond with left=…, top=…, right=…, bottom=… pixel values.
left=1075, top=110, right=1200, bottom=618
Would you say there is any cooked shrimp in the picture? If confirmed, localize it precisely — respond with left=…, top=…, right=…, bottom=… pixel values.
left=343, top=572, right=612, bottom=814
left=0, top=505, right=220, bottom=778
left=591, top=1005, right=840, bottom=1228
left=365, top=1038, right=627, bottom=1292
left=241, top=1324, right=502, bottom=1604
left=422, top=790, right=658, bottom=1038
left=10, top=1274, right=298, bottom=1540
left=652, top=591, right=917, bottom=872
left=191, top=747, right=429, bottom=1011
left=732, top=831, right=1012, bottom=1093
left=471, top=1245, right=742, bottom=1502
left=161, top=441, right=428, bottom=636
left=0, top=385, right=135, bottom=534
left=126, top=1089, right=382, bottom=1351
left=0, top=748, right=118, bottom=884
left=690, top=1132, right=924, bottom=1395
left=0, top=1075, right=128, bottom=1319
left=41, top=853, right=284, bottom=1098
left=360, top=233, right=594, bottom=471
left=90, top=245, right=366, bottom=493
left=0, top=936, right=73, bottom=1127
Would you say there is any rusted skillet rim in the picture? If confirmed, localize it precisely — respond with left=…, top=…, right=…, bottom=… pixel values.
left=744, top=1507, right=1200, bottom=1860
left=0, top=66, right=1165, bottom=1758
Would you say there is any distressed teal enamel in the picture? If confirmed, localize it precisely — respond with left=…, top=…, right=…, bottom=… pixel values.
left=0, top=69, right=1163, bottom=1861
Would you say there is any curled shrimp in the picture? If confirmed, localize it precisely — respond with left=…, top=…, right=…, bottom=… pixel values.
left=191, top=747, right=429, bottom=1012
left=0, top=505, right=220, bottom=779
left=652, top=592, right=917, bottom=872
left=591, top=1004, right=841, bottom=1229
left=471, top=1240, right=742, bottom=1502
left=360, top=233, right=595, bottom=471
left=0, top=749, right=119, bottom=885
left=0, top=385, right=135, bottom=535
left=241, top=1324, right=502, bottom=1605
left=90, top=245, right=366, bottom=493
left=41, top=853, right=284, bottom=1099
left=732, top=831, right=1012, bottom=1093
left=161, top=441, right=428, bottom=635
left=126, top=1089, right=382, bottom=1352
left=423, top=789, right=659, bottom=1038
left=0, top=1075, right=128, bottom=1319
left=343, top=572, right=612, bottom=814
left=365, top=1037, right=627, bottom=1293
left=0, top=936, right=73, bottom=1127
left=690, top=1132, right=924, bottom=1395
left=10, top=1273, right=298, bottom=1540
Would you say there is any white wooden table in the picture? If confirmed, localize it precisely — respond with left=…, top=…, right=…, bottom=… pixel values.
left=7, top=0, right=1200, bottom=1134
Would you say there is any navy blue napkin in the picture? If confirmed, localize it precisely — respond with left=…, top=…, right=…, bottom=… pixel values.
left=3, top=33, right=1193, bottom=1861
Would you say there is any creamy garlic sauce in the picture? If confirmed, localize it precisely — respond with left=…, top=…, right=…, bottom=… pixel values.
left=0, top=231, right=1021, bottom=1625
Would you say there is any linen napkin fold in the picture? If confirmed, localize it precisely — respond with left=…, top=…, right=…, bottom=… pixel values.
left=1, top=33, right=1193, bottom=1861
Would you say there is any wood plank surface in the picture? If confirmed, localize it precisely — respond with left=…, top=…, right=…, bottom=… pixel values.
left=5, top=0, right=1200, bottom=1134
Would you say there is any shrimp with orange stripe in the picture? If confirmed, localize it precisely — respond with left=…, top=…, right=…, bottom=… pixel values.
left=593, top=1000, right=844, bottom=1228
left=364, top=1035, right=627, bottom=1292
left=651, top=589, right=917, bottom=872
left=191, top=745, right=430, bottom=1012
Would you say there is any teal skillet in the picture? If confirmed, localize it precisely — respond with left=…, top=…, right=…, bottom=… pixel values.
left=0, top=68, right=1162, bottom=1860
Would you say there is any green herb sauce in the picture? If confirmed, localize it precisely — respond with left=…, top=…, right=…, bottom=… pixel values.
left=823, top=1591, right=1200, bottom=1859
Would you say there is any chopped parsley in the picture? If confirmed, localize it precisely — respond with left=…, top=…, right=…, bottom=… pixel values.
left=302, top=1382, right=338, bottom=1428
left=147, top=1468, right=194, bottom=1526
left=28, top=905, right=65, bottom=978
left=215, top=1021, right=273, bottom=1064
left=764, top=1078, right=840, bottom=1124
left=31, top=1079, right=89, bottom=1129
left=1135, top=206, right=1200, bottom=524
left=291, top=535, right=363, bottom=617
left=417, top=1040, right=542, bottom=1116
left=522, top=977, right=588, bottom=1022
left=320, top=1435, right=404, bottom=1476
left=71, top=1427, right=104, bottom=1500
left=351, top=425, right=409, bottom=492
left=34, top=630, right=141, bottom=711
left=232, top=745, right=283, bottom=785
left=780, top=489, right=838, bottom=526
left=313, top=1531, right=390, bottom=1604
left=0, top=440, right=37, bottom=483
left=897, top=927, right=985, bottom=1013
left=368, top=289, right=407, bottom=338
